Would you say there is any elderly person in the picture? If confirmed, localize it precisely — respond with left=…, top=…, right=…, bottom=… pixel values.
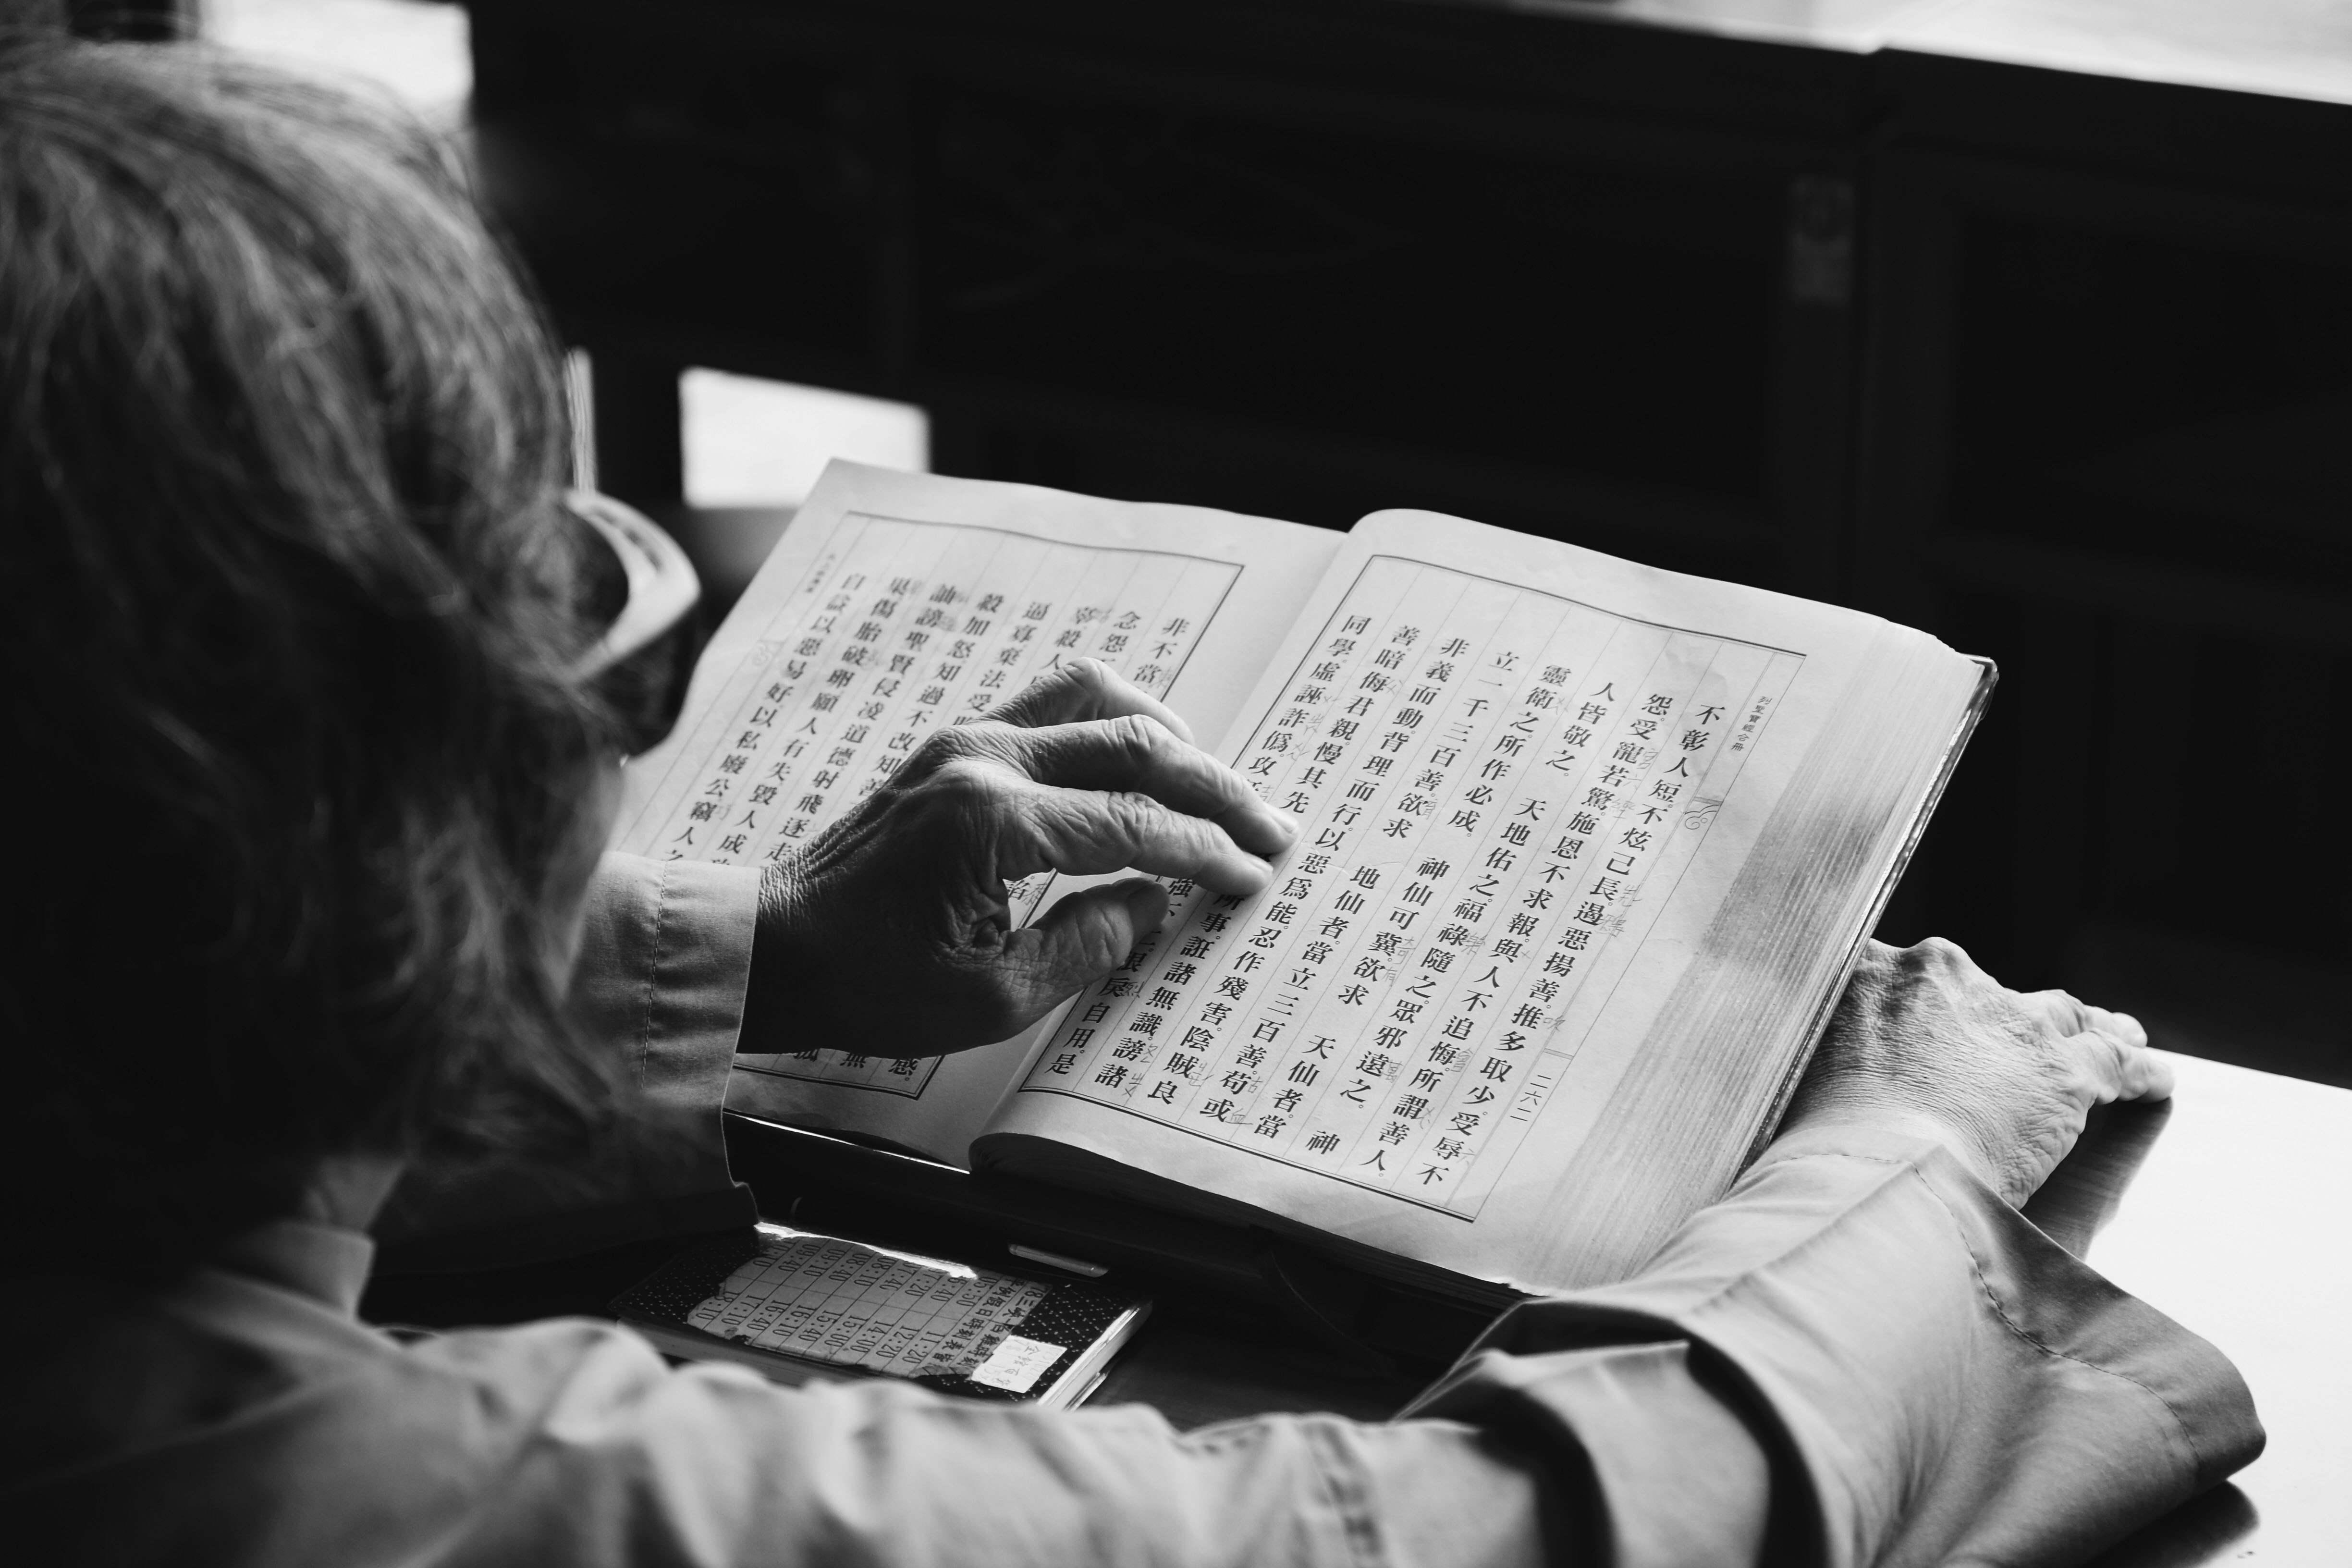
left=0, top=28, right=2255, bottom=1568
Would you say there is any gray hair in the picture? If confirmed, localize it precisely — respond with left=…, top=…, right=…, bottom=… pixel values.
left=0, top=33, right=620, bottom=1275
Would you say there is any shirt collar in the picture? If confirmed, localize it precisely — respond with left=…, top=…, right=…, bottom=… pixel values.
left=208, top=1218, right=378, bottom=1318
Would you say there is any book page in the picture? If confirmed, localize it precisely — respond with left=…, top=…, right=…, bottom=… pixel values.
left=980, top=511, right=1978, bottom=1286
left=614, top=464, right=1341, bottom=1161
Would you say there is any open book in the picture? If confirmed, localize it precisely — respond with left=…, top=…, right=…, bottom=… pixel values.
left=616, top=463, right=1991, bottom=1296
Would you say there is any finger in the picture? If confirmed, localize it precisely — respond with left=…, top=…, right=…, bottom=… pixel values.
left=996, top=712, right=1294, bottom=858
left=2082, top=1003, right=2147, bottom=1052
left=2120, top=1044, right=2176, bottom=1102
left=2102, top=1027, right=2174, bottom=1103
left=2019, top=988, right=2093, bottom=1038
left=989, top=658, right=1196, bottom=746
left=2069, top=1022, right=2175, bottom=1105
left=1005, top=779, right=1276, bottom=895
left=995, top=879, right=1170, bottom=1017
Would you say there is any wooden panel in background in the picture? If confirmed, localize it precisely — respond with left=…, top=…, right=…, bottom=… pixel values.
left=471, top=0, right=2352, bottom=1085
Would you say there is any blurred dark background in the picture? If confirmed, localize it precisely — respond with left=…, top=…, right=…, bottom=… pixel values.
left=109, top=0, right=2352, bottom=1088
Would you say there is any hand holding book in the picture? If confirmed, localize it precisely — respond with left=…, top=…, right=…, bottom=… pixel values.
left=743, top=659, right=1296, bottom=1059
left=1779, top=937, right=2173, bottom=1206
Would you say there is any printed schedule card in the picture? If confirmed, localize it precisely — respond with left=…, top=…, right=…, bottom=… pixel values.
left=610, top=1225, right=1151, bottom=1409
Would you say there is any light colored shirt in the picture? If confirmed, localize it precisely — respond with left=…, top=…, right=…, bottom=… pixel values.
left=0, top=854, right=2261, bottom=1566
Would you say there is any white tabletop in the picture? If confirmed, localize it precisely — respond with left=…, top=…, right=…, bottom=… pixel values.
left=2026, top=1051, right=2352, bottom=1565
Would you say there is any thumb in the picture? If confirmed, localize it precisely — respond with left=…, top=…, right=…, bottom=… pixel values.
left=997, top=879, right=1171, bottom=1017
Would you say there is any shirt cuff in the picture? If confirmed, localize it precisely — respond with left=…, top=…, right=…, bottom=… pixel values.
left=373, top=852, right=764, bottom=1271
left=573, top=851, right=764, bottom=1195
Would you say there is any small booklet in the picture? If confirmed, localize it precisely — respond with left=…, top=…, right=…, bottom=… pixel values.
left=616, top=463, right=1992, bottom=1298
left=610, top=1223, right=1151, bottom=1409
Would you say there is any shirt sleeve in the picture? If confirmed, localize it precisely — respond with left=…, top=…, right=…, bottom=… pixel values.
left=372, top=852, right=763, bottom=1270
left=342, top=1332, right=1553, bottom=1568
left=326, top=1125, right=2253, bottom=1568
left=1407, top=1125, right=2264, bottom=1568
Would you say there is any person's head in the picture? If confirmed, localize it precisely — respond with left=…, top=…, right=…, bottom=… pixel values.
left=0, top=32, right=626, bottom=1275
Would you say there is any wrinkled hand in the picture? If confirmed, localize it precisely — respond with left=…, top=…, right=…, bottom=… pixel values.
left=1777, top=937, right=2172, bottom=1205
left=743, top=660, right=1295, bottom=1057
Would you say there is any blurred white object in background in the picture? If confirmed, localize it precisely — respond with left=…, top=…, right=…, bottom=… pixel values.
left=204, top=0, right=470, bottom=121
left=683, top=369, right=930, bottom=509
